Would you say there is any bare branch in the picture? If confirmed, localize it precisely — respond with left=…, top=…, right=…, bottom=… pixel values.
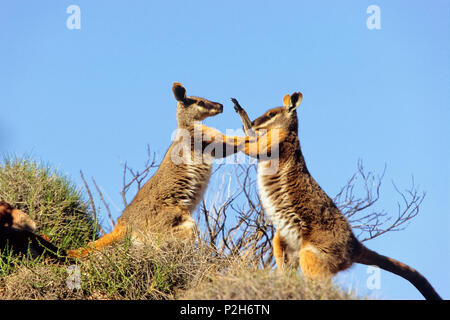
left=194, top=163, right=274, bottom=267
left=80, top=170, right=106, bottom=235
left=91, top=177, right=115, bottom=230
left=121, top=144, right=158, bottom=207
left=79, top=145, right=159, bottom=236
left=81, top=147, right=424, bottom=269
left=335, top=160, right=425, bottom=242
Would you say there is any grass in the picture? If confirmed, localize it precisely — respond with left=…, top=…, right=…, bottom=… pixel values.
left=181, top=264, right=358, bottom=300
left=0, top=238, right=360, bottom=300
left=0, top=156, right=362, bottom=300
left=0, top=237, right=226, bottom=299
left=0, top=155, right=98, bottom=251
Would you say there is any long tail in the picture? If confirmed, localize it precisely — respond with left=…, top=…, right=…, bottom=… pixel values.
left=66, top=223, right=127, bottom=258
left=0, top=227, right=65, bottom=260
left=355, top=245, right=442, bottom=300
left=29, top=232, right=66, bottom=260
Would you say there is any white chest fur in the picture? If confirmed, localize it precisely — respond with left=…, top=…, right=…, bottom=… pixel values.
left=182, top=160, right=212, bottom=209
left=257, top=160, right=302, bottom=252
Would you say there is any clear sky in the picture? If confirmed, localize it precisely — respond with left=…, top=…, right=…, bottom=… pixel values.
left=1, top=0, right=449, bottom=299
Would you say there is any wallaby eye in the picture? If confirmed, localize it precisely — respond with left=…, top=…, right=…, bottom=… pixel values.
left=197, top=100, right=205, bottom=107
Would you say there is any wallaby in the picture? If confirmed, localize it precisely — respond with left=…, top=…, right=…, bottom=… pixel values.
left=67, top=83, right=242, bottom=258
left=231, top=94, right=442, bottom=300
left=0, top=201, right=61, bottom=259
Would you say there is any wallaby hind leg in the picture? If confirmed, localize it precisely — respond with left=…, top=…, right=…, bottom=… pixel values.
left=171, top=215, right=196, bottom=240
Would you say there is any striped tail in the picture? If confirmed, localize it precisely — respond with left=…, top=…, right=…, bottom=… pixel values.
left=355, top=245, right=442, bottom=300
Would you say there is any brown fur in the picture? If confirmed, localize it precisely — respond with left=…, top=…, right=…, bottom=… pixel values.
left=232, top=93, right=442, bottom=300
left=0, top=201, right=36, bottom=232
left=0, top=201, right=62, bottom=259
left=67, top=83, right=242, bottom=258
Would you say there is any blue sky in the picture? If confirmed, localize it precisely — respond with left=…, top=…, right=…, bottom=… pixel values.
left=1, top=1, right=449, bottom=299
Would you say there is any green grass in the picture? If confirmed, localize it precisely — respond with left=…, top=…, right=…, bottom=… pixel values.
left=0, top=155, right=98, bottom=251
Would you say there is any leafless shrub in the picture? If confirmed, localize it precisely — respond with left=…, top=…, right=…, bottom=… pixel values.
left=80, top=144, right=159, bottom=234
left=194, top=164, right=274, bottom=267
left=81, top=147, right=425, bottom=266
left=120, top=144, right=159, bottom=207
left=334, top=159, right=425, bottom=242
left=193, top=159, right=425, bottom=265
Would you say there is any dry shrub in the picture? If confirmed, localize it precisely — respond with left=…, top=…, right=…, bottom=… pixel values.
left=180, top=262, right=359, bottom=300
left=77, top=237, right=229, bottom=300
left=3, top=236, right=359, bottom=300
left=0, top=261, right=85, bottom=300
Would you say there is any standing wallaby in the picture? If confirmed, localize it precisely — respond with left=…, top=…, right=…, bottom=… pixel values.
left=67, top=83, right=242, bottom=258
left=231, top=93, right=442, bottom=300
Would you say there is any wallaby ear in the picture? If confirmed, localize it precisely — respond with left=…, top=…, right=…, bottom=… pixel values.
left=172, top=82, right=186, bottom=102
left=282, top=94, right=291, bottom=107
left=288, top=91, right=303, bottom=112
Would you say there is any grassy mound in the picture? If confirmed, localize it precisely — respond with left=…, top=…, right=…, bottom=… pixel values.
left=0, top=156, right=98, bottom=250
left=0, top=238, right=226, bottom=299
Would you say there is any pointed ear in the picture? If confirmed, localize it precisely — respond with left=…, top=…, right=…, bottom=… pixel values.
left=282, top=94, right=291, bottom=107
left=172, top=82, right=186, bottom=102
left=288, top=92, right=303, bottom=112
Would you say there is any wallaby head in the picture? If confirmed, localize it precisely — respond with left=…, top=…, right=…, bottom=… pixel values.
left=173, top=82, right=223, bottom=127
left=250, top=92, right=302, bottom=133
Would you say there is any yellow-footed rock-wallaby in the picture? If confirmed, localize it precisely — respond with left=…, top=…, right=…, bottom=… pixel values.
left=67, top=83, right=243, bottom=258
left=232, top=93, right=441, bottom=300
